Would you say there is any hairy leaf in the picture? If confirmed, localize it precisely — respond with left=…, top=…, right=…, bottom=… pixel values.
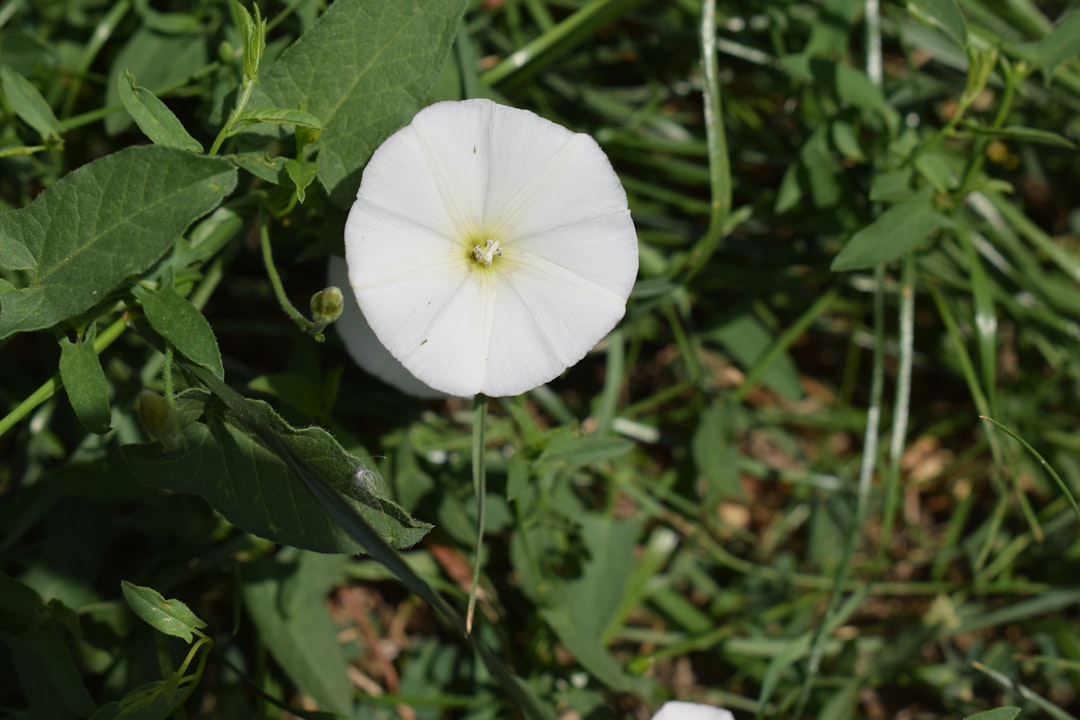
left=58, top=328, right=112, bottom=434
left=0, top=146, right=237, bottom=340
left=261, top=0, right=466, bottom=206
left=120, top=581, right=206, bottom=644
left=122, top=388, right=431, bottom=555
left=118, top=70, right=203, bottom=152
left=832, top=187, right=950, bottom=270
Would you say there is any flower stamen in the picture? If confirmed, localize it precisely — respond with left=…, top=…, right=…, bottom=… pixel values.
left=472, top=238, right=503, bottom=266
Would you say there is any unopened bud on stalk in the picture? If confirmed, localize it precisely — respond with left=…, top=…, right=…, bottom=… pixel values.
left=310, top=286, right=344, bottom=329
left=136, top=390, right=180, bottom=451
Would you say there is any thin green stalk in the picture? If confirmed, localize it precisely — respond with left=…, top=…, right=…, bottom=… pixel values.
left=466, top=394, right=488, bottom=635
left=957, top=57, right=1018, bottom=195
left=0, top=315, right=128, bottom=440
left=682, top=0, right=732, bottom=282
left=594, top=329, right=624, bottom=433
left=929, top=285, right=1044, bottom=552
left=258, top=217, right=324, bottom=341
left=60, top=1, right=129, bottom=117
left=479, top=0, right=645, bottom=90
left=878, top=254, right=915, bottom=564
left=981, top=415, right=1080, bottom=525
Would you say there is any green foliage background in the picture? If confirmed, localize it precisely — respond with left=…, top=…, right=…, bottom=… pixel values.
left=1, top=0, right=1079, bottom=718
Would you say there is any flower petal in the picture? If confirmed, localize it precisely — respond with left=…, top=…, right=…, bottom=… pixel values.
left=651, top=702, right=735, bottom=720
left=513, top=209, right=637, bottom=299
left=490, top=132, right=630, bottom=240
left=327, top=256, right=443, bottom=398
left=477, top=253, right=627, bottom=395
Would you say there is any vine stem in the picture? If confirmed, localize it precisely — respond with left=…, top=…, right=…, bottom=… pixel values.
left=258, top=216, right=324, bottom=341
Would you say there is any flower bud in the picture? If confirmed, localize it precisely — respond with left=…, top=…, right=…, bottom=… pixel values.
left=310, top=286, right=344, bottom=327
left=136, top=390, right=180, bottom=451
left=296, top=125, right=321, bottom=152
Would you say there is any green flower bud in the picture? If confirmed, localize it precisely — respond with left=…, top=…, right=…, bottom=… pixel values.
left=296, top=124, right=321, bottom=151
left=310, top=286, right=344, bottom=327
left=137, top=390, right=180, bottom=451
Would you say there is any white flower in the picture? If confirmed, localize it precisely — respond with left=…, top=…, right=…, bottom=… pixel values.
left=651, top=702, right=735, bottom=720
left=343, top=99, right=638, bottom=397
left=327, top=256, right=443, bottom=399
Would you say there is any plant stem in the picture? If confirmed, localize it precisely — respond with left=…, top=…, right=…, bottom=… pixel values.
left=258, top=216, right=324, bottom=341
left=466, top=393, right=488, bottom=635
left=682, top=0, right=732, bottom=281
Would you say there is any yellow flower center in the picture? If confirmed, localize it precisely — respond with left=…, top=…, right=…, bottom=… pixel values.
left=471, top=238, right=503, bottom=266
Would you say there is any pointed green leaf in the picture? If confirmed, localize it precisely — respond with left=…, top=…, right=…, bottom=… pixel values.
left=118, top=70, right=203, bottom=152
left=121, top=390, right=431, bottom=555
left=228, top=107, right=322, bottom=135
left=261, top=0, right=467, bottom=207
left=58, top=327, right=112, bottom=435
left=230, top=0, right=265, bottom=83
left=0, top=146, right=237, bottom=341
left=540, top=515, right=649, bottom=694
left=242, top=552, right=352, bottom=715
left=0, top=65, right=62, bottom=141
left=1034, top=11, right=1080, bottom=80
left=962, top=122, right=1077, bottom=149
left=832, top=187, right=950, bottom=270
left=104, top=28, right=208, bottom=135
left=908, top=0, right=968, bottom=48
left=285, top=159, right=318, bottom=203
left=120, top=580, right=206, bottom=643
left=135, top=282, right=223, bottom=379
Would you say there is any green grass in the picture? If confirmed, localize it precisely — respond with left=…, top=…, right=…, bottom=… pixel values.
left=2, top=0, right=1080, bottom=718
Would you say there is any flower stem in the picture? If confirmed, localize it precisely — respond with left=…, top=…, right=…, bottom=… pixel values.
left=466, top=393, right=488, bottom=635
left=258, top=216, right=325, bottom=342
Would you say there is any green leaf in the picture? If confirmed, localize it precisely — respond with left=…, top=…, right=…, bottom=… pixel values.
left=285, top=159, right=318, bottom=203
left=540, top=515, right=649, bottom=694
left=58, top=326, right=112, bottom=435
left=121, top=385, right=431, bottom=554
left=118, top=70, right=203, bottom=152
left=242, top=551, right=352, bottom=715
left=156, top=365, right=553, bottom=720
left=539, top=431, right=633, bottom=476
left=7, top=627, right=98, bottom=718
left=120, top=580, right=206, bottom=643
left=1033, top=11, right=1080, bottom=82
left=133, top=0, right=204, bottom=34
left=0, top=574, right=97, bottom=719
left=831, top=187, right=950, bottom=270
left=705, top=313, right=804, bottom=400
left=908, top=0, right=968, bottom=49
left=260, top=0, right=466, bottom=207
left=228, top=151, right=289, bottom=185
left=104, top=28, right=208, bottom=135
left=1, top=65, right=62, bottom=141
left=0, top=146, right=237, bottom=341
left=963, top=709, right=1021, bottom=720
left=962, top=122, right=1078, bottom=149
left=135, top=280, right=224, bottom=379
left=228, top=107, right=322, bottom=135
left=230, top=0, right=266, bottom=84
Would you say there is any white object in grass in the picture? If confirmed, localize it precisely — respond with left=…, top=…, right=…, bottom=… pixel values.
left=344, top=99, right=638, bottom=397
left=651, top=702, right=736, bottom=720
